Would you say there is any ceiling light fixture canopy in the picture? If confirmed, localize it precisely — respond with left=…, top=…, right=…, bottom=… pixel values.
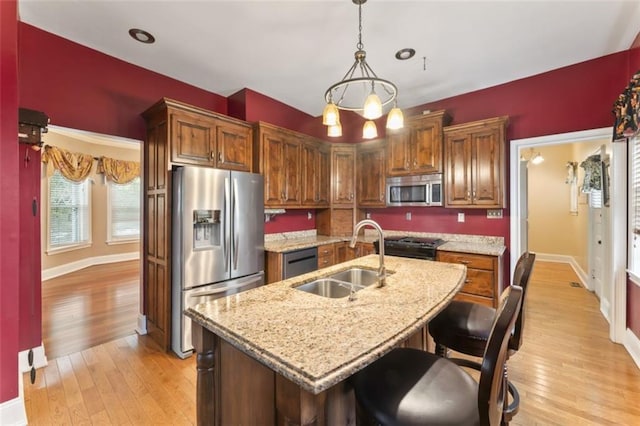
left=322, top=0, right=403, bottom=139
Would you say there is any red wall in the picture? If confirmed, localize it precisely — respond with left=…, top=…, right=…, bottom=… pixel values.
left=0, top=0, right=21, bottom=404
left=18, top=23, right=227, bottom=141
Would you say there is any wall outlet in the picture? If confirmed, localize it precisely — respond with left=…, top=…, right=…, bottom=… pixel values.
left=307, top=212, right=313, bottom=220
left=457, top=212, right=465, bottom=223
left=366, top=212, right=371, bottom=219
left=487, top=209, right=503, bottom=219
left=405, top=212, right=412, bottom=221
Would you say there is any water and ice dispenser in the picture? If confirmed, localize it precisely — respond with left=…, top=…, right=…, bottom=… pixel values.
left=193, top=209, right=220, bottom=250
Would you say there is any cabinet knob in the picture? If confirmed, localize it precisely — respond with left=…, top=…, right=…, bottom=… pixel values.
left=466, top=191, right=471, bottom=200
left=281, top=192, right=285, bottom=200
left=210, top=151, right=215, bottom=160
left=218, top=152, right=223, bottom=162
left=405, top=161, right=409, bottom=169
left=413, top=159, right=417, bottom=166
left=349, top=193, right=354, bottom=200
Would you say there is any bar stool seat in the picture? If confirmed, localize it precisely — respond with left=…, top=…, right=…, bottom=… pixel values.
left=428, top=300, right=494, bottom=357
left=351, top=286, right=523, bottom=426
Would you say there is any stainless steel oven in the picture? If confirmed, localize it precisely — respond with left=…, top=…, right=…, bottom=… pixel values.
left=386, top=174, right=443, bottom=207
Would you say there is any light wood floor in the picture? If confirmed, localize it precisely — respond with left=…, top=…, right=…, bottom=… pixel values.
left=25, top=261, right=640, bottom=425
left=41, top=260, right=140, bottom=359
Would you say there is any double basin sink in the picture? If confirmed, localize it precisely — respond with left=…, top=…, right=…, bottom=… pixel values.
left=294, top=268, right=381, bottom=299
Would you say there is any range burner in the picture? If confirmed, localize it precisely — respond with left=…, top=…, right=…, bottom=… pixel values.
left=374, top=236, right=446, bottom=260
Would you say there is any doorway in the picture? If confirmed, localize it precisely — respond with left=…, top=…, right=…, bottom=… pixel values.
left=39, top=125, right=144, bottom=360
left=509, top=127, right=627, bottom=343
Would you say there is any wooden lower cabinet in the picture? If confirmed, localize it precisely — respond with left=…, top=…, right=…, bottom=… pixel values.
left=317, top=243, right=336, bottom=269
left=436, top=250, right=502, bottom=307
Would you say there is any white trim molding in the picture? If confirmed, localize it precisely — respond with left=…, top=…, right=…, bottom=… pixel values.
left=42, top=251, right=139, bottom=281
left=624, top=328, right=640, bottom=370
left=0, top=371, right=27, bottom=426
left=136, top=314, right=148, bottom=335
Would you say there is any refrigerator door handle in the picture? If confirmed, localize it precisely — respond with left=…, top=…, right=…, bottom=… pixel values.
left=223, top=177, right=230, bottom=271
left=233, top=177, right=240, bottom=270
left=188, top=285, right=237, bottom=298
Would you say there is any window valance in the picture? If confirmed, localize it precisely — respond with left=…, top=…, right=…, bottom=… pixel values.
left=99, top=157, right=140, bottom=184
left=41, top=145, right=94, bottom=182
left=613, top=70, right=640, bottom=140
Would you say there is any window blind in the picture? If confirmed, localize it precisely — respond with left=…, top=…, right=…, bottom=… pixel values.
left=109, top=177, right=140, bottom=240
left=49, top=171, right=90, bottom=248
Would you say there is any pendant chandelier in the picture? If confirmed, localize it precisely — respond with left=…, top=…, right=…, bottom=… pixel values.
left=322, top=0, right=404, bottom=139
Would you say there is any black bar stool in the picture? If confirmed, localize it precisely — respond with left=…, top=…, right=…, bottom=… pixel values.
left=351, top=286, right=523, bottom=426
left=428, top=251, right=536, bottom=423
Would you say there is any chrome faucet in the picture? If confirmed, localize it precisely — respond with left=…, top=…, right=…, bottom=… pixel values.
left=350, top=219, right=386, bottom=287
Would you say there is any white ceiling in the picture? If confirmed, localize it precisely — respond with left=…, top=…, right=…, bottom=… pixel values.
left=18, top=0, right=640, bottom=118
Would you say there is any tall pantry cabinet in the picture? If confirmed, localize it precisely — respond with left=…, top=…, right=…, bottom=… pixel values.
left=142, top=98, right=254, bottom=350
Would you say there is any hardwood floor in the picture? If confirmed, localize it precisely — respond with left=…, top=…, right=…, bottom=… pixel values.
left=25, top=260, right=640, bottom=425
left=41, top=260, right=140, bottom=360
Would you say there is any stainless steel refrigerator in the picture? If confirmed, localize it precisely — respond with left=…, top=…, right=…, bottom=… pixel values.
left=171, top=166, right=264, bottom=358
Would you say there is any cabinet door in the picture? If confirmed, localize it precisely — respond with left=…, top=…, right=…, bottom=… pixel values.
left=262, top=131, right=287, bottom=206
left=317, top=146, right=330, bottom=207
left=357, top=146, right=386, bottom=207
left=332, top=147, right=355, bottom=206
left=445, top=132, right=473, bottom=206
left=301, top=142, right=319, bottom=206
left=216, top=121, right=253, bottom=172
left=283, top=137, right=302, bottom=206
left=412, top=119, right=442, bottom=174
left=472, top=129, right=503, bottom=207
left=386, top=129, right=411, bottom=176
left=171, top=111, right=216, bottom=166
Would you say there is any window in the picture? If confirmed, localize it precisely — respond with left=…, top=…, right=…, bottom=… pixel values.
left=48, top=170, right=91, bottom=251
left=107, top=177, right=140, bottom=242
left=630, top=136, right=640, bottom=278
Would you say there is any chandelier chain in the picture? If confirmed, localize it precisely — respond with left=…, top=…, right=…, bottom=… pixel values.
left=357, top=1, right=363, bottom=51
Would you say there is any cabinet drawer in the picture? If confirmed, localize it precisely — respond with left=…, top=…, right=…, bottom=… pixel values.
left=461, top=269, right=494, bottom=297
left=317, top=244, right=335, bottom=258
left=318, top=255, right=335, bottom=269
left=454, top=292, right=493, bottom=307
left=437, top=251, right=494, bottom=271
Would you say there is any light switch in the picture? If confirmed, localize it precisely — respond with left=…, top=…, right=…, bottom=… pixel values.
left=406, top=212, right=412, bottom=221
left=366, top=212, right=371, bottom=219
left=457, top=212, right=465, bottom=223
left=307, top=212, right=313, bottom=220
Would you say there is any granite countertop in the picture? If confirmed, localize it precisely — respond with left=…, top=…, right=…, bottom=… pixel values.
left=264, top=230, right=505, bottom=257
left=186, top=255, right=466, bottom=394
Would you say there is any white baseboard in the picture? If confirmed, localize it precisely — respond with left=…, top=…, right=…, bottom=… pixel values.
left=18, top=344, right=48, bottom=373
left=42, top=252, right=139, bottom=281
left=624, top=328, right=640, bottom=370
left=0, top=368, right=27, bottom=426
left=136, top=314, right=147, bottom=335
left=534, top=253, right=590, bottom=289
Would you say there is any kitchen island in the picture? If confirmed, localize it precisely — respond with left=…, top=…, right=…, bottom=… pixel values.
left=186, top=254, right=466, bottom=425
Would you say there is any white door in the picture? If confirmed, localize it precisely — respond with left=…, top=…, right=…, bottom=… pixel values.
left=589, top=205, right=604, bottom=297
left=519, top=160, right=529, bottom=255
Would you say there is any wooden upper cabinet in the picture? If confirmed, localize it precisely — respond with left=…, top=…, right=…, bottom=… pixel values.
left=386, top=110, right=451, bottom=176
left=166, top=100, right=253, bottom=171
left=171, top=110, right=216, bottom=166
left=302, top=139, right=330, bottom=207
left=357, top=139, right=386, bottom=207
left=331, top=145, right=356, bottom=207
left=443, top=116, right=508, bottom=208
left=255, top=123, right=302, bottom=207
left=216, top=121, right=253, bottom=172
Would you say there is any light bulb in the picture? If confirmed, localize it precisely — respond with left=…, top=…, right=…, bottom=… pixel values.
left=363, top=92, right=382, bottom=120
left=386, top=106, right=404, bottom=130
left=363, top=120, right=378, bottom=139
left=531, top=153, right=544, bottom=165
left=322, top=102, right=339, bottom=126
left=327, top=122, right=342, bottom=137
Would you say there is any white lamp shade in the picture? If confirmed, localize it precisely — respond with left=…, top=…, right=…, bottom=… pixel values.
left=362, top=120, right=378, bottom=139
left=363, top=92, right=382, bottom=119
left=327, top=122, right=342, bottom=137
left=531, top=153, right=544, bottom=165
left=386, top=107, right=404, bottom=130
left=322, top=102, right=339, bottom=126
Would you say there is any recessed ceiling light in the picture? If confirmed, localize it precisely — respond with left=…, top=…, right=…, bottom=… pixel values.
left=395, top=48, right=415, bottom=60
left=129, top=28, right=155, bottom=44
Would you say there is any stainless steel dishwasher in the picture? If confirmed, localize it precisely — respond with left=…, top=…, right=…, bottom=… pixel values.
left=282, top=247, right=318, bottom=279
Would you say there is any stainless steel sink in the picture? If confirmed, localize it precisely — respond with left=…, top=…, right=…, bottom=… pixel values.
left=328, top=268, right=380, bottom=287
left=295, top=278, right=364, bottom=299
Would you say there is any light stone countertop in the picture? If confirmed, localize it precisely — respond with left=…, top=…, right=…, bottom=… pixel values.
left=185, top=254, right=466, bottom=394
left=264, top=229, right=505, bottom=257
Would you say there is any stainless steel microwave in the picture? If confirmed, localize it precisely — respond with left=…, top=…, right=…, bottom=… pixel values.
left=386, top=174, right=443, bottom=207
